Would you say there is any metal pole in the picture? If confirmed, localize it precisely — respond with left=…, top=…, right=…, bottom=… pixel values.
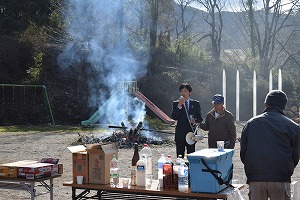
left=42, top=85, right=55, bottom=126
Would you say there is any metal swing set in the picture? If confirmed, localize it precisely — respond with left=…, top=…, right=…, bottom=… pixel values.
left=0, top=84, right=55, bottom=126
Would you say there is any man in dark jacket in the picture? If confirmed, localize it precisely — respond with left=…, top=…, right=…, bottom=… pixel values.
left=240, top=90, right=300, bottom=200
left=172, top=83, right=202, bottom=158
left=200, top=94, right=236, bottom=149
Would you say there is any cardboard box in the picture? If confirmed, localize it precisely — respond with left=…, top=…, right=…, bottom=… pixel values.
left=187, top=149, right=234, bottom=193
left=52, top=163, right=63, bottom=176
left=41, top=158, right=59, bottom=164
left=18, top=163, right=54, bottom=179
left=0, top=160, right=38, bottom=177
left=87, top=143, right=118, bottom=184
left=67, top=145, right=89, bottom=183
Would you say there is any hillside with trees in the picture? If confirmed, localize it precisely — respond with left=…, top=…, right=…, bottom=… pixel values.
left=0, top=0, right=300, bottom=125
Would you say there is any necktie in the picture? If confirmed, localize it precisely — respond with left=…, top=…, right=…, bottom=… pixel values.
left=185, top=101, right=189, bottom=110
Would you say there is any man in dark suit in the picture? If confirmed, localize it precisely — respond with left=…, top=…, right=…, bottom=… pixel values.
left=172, top=83, right=203, bottom=158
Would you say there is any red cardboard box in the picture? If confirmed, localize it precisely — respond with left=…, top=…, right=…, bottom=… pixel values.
left=52, top=163, right=63, bottom=176
left=18, top=163, right=54, bottom=179
left=41, top=158, right=59, bottom=164
left=67, top=145, right=89, bottom=183
left=0, top=160, right=38, bottom=177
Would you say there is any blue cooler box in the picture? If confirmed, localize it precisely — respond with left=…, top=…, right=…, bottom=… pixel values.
left=187, top=148, right=234, bottom=193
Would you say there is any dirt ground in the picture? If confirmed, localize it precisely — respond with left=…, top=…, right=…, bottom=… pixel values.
left=0, top=123, right=299, bottom=200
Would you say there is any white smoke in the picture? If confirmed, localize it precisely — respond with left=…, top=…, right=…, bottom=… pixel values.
left=58, top=0, right=148, bottom=125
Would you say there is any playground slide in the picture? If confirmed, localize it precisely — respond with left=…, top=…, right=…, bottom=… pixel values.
left=133, top=91, right=176, bottom=125
left=81, top=92, right=118, bottom=127
left=81, top=91, right=176, bottom=127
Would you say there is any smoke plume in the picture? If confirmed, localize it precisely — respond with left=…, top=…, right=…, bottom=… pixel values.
left=58, top=0, right=148, bottom=126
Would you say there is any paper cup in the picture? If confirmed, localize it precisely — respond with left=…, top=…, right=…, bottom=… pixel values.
left=122, top=178, right=129, bottom=188
left=159, top=178, right=163, bottom=188
left=146, top=175, right=153, bottom=187
left=217, top=141, right=224, bottom=152
left=77, top=176, right=83, bottom=184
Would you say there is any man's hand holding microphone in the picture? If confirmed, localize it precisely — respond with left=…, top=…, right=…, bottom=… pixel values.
left=178, top=95, right=185, bottom=108
left=178, top=95, right=196, bottom=124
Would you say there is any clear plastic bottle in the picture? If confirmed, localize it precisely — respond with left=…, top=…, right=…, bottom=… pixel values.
left=139, top=144, right=152, bottom=186
left=163, top=155, right=173, bottom=189
left=157, top=154, right=167, bottom=188
left=136, top=155, right=146, bottom=186
left=178, top=160, right=189, bottom=192
left=183, top=153, right=190, bottom=186
left=173, top=155, right=183, bottom=190
left=110, top=155, right=119, bottom=187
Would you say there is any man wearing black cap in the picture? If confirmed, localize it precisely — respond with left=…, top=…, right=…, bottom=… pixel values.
left=240, top=90, right=300, bottom=200
left=200, top=94, right=236, bottom=149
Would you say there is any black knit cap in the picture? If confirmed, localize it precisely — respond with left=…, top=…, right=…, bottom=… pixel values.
left=264, top=90, right=288, bottom=110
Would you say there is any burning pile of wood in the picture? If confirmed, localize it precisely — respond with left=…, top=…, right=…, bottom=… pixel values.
left=103, top=121, right=143, bottom=148
left=76, top=121, right=172, bottom=148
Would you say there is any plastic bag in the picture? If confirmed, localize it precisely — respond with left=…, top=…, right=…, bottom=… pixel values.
left=227, top=187, right=244, bottom=200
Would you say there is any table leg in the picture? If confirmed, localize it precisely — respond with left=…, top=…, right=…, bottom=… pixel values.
left=50, top=177, right=54, bottom=200
left=97, top=190, right=103, bottom=200
left=19, top=181, right=35, bottom=200
left=30, top=182, right=35, bottom=200
left=72, top=187, right=76, bottom=200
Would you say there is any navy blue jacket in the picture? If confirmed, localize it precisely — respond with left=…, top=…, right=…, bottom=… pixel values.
left=240, top=107, right=300, bottom=183
left=172, top=99, right=202, bottom=142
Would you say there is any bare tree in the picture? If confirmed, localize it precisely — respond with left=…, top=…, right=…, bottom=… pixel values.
left=196, top=0, right=224, bottom=66
left=149, top=0, right=159, bottom=50
left=147, top=0, right=175, bottom=76
left=174, top=0, right=198, bottom=38
left=242, top=0, right=300, bottom=76
left=172, top=0, right=200, bottom=59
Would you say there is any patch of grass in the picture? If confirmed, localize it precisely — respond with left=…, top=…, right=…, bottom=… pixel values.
left=144, top=116, right=173, bottom=130
left=0, top=125, right=107, bottom=133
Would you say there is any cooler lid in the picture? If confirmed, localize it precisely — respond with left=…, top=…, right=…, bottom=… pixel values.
left=187, top=148, right=234, bottom=160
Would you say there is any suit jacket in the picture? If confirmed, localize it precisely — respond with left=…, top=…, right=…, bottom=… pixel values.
left=172, top=99, right=203, bottom=142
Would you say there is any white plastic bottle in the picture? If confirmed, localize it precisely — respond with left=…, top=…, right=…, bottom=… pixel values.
left=136, top=155, right=146, bottom=186
left=139, top=144, right=152, bottom=186
left=157, top=154, right=167, bottom=188
left=110, top=155, right=119, bottom=187
left=178, top=160, right=189, bottom=192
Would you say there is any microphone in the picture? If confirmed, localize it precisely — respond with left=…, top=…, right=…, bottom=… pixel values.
left=179, top=96, right=185, bottom=108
